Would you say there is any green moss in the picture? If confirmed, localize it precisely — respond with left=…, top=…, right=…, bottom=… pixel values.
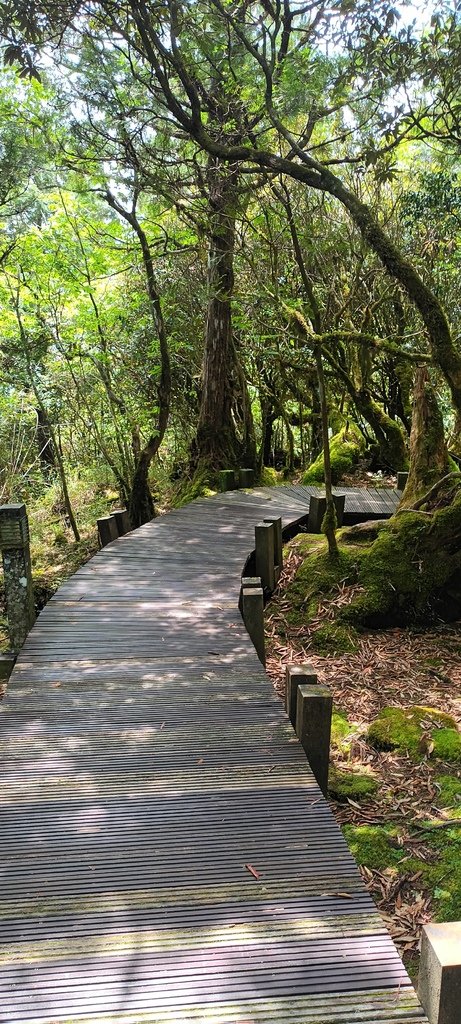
left=339, top=493, right=461, bottom=626
left=343, top=824, right=405, bottom=871
left=367, top=706, right=460, bottom=761
left=310, top=622, right=359, bottom=654
left=172, top=470, right=216, bottom=507
left=329, top=767, right=378, bottom=802
left=284, top=545, right=361, bottom=623
left=436, top=774, right=461, bottom=808
left=422, top=828, right=461, bottom=921
left=260, top=466, right=282, bottom=486
left=331, top=710, right=357, bottom=753
left=303, top=424, right=365, bottom=484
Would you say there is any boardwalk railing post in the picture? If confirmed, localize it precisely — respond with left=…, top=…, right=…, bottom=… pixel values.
left=308, top=494, right=345, bottom=533
left=296, top=683, right=332, bottom=796
left=0, top=503, right=36, bottom=652
left=239, top=468, right=255, bottom=488
left=264, top=516, right=283, bottom=583
left=218, top=469, right=236, bottom=492
left=285, top=663, right=317, bottom=729
left=397, top=471, right=409, bottom=492
left=255, top=521, right=276, bottom=593
left=0, top=652, right=16, bottom=681
left=242, top=585, right=265, bottom=666
left=97, top=515, right=118, bottom=548
left=110, top=508, right=131, bottom=536
left=418, top=922, right=461, bottom=1024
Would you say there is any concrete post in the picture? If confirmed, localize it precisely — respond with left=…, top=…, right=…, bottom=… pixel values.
left=285, top=663, right=317, bottom=729
left=239, top=468, right=255, bottom=488
left=242, top=586, right=265, bottom=666
left=419, top=922, right=461, bottom=1024
left=0, top=503, right=36, bottom=652
left=264, top=516, right=283, bottom=583
left=308, top=494, right=345, bottom=533
left=296, top=682, right=332, bottom=796
left=255, top=521, right=276, bottom=593
left=397, top=471, right=409, bottom=492
left=97, top=515, right=118, bottom=548
left=110, top=508, right=131, bottom=536
left=218, top=469, right=236, bottom=492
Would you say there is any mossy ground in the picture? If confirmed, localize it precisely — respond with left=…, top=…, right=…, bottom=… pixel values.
left=329, top=768, right=378, bottom=802
left=303, top=423, right=366, bottom=485
left=267, top=533, right=461, bottom=972
left=343, top=825, right=405, bottom=871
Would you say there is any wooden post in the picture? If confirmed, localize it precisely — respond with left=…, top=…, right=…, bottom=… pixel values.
left=296, top=682, right=332, bottom=796
left=110, top=508, right=131, bottom=536
left=97, top=515, right=118, bottom=548
left=241, top=576, right=262, bottom=589
left=255, top=521, right=276, bottom=593
left=397, top=471, right=409, bottom=492
left=0, top=503, right=36, bottom=652
left=264, top=515, right=283, bottom=583
left=242, top=585, right=265, bottom=666
left=218, top=469, right=236, bottom=492
left=419, top=922, right=461, bottom=1024
left=308, top=493, right=345, bottom=533
left=0, top=652, right=16, bottom=682
left=285, top=663, right=317, bottom=729
left=239, top=468, right=255, bottom=488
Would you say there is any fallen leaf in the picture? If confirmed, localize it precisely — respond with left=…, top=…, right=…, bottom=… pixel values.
left=245, top=863, right=261, bottom=880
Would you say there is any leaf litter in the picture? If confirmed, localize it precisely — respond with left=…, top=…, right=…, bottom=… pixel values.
left=265, top=544, right=461, bottom=972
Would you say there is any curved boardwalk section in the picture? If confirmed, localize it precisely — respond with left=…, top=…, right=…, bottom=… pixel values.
left=0, top=486, right=427, bottom=1024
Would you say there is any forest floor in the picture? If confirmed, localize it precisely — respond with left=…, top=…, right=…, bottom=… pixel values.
left=266, top=538, right=461, bottom=981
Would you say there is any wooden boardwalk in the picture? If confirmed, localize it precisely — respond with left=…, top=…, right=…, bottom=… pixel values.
left=0, top=485, right=428, bottom=1024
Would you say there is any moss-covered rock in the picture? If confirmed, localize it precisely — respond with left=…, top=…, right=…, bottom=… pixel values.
left=368, top=706, right=461, bottom=761
left=340, top=489, right=461, bottom=627
left=303, top=423, right=366, bottom=484
left=343, top=824, right=406, bottom=871
left=329, top=767, right=378, bottom=802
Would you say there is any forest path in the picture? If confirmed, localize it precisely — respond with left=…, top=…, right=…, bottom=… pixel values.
left=0, top=485, right=427, bottom=1024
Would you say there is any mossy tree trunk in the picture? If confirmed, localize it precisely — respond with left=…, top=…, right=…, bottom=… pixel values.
left=315, top=343, right=338, bottom=558
left=355, top=388, right=408, bottom=472
left=192, top=162, right=241, bottom=471
left=400, top=367, right=449, bottom=507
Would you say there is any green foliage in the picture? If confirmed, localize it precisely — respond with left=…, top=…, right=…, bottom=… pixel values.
left=367, top=706, right=461, bottom=761
left=303, top=424, right=366, bottom=484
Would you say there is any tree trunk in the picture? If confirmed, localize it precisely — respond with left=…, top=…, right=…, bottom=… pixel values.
left=355, top=389, right=408, bottom=471
left=400, top=367, right=449, bottom=507
left=104, top=191, right=171, bottom=527
left=128, top=451, right=155, bottom=527
left=192, top=163, right=240, bottom=470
